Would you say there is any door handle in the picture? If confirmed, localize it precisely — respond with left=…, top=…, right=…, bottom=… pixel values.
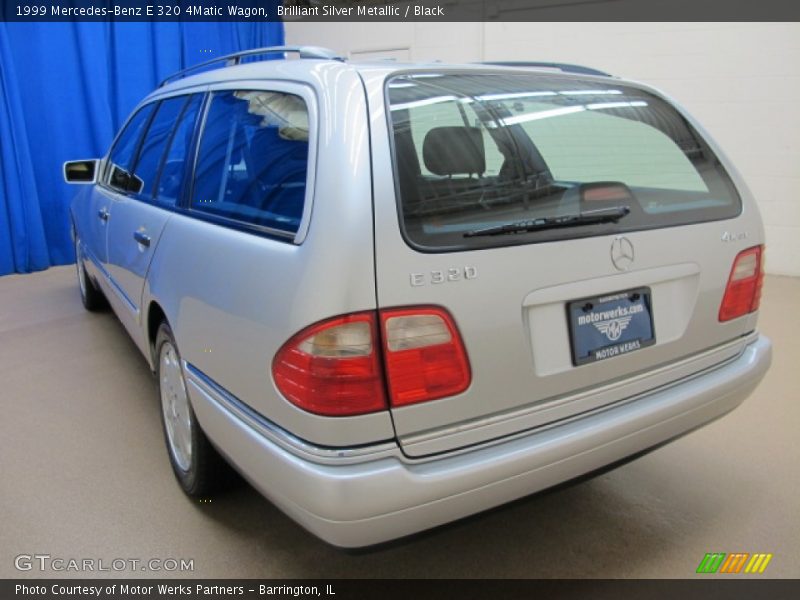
left=133, top=231, right=151, bottom=247
left=97, top=208, right=110, bottom=221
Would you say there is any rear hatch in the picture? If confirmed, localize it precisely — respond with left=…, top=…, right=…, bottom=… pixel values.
left=369, top=69, right=763, bottom=457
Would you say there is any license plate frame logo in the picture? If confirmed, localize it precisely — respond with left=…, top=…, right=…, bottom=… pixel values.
left=567, top=286, right=656, bottom=366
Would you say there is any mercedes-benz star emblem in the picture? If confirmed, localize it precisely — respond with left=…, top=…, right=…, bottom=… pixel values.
left=610, top=236, right=635, bottom=271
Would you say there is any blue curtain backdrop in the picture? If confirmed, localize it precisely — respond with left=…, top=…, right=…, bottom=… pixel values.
left=0, top=20, right=283, bottom=275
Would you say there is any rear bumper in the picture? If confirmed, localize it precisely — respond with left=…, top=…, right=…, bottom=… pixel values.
left=187, top=334, right=771, bottom=548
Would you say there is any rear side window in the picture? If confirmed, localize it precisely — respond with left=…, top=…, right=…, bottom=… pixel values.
left=128, top=95, right=191, bottom=202
left=386, top=73, right=741, bottom=251
left=191, top=90, right=310, bottom=236
left=106, top=104, right=155, bottom=193
left=153, top=94, right=203, bottom=204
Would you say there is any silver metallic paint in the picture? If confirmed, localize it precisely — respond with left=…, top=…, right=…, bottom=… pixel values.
left=359, top=65, right=767, bottom=455
left=69, top=58, right=772, bottom=547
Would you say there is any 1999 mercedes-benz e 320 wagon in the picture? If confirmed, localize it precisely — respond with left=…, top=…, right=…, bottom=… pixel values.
left=65, top=46, right=771, bottom=547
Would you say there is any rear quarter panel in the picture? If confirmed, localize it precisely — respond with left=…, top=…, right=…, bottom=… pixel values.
left=142, top=65, right=395, bottom=447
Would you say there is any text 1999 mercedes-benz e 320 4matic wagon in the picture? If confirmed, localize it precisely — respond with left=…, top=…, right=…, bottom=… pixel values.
left=65, top=46, right=771, bottom=548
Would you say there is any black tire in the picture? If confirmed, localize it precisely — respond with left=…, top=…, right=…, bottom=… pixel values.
left=155, top=322, right=230, bottom=497
left=74, top=233, right=107, bottom=311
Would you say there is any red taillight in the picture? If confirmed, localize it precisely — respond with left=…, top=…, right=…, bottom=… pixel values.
left=272, top=312, right=387, bottom=416
left=380, top=306, right=471, bottom=407
left=272, top=307, right=472, bottom=416
left=719, top=245, right=764, bottom=322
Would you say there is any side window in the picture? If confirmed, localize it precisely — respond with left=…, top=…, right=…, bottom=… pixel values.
left=154, top=94, right=203, bottom=205
left=106, top=104, right=155, bottom=193
left=127, top=95, right=191, bottom=201
left=191, top=90, right=310, bottom=235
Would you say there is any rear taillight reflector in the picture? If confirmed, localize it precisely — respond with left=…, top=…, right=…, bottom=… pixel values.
left=719, top=245, right=764, bottom=322
left=272, top=312, right=387, bottom=416
left=380, top=307, right=471, bottom=407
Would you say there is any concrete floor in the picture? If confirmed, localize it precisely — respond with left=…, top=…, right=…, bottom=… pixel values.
left=1, top=266, right=797, bottom=578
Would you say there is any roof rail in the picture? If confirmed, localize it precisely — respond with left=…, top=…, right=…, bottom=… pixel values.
left=159, top=45, right=345, bottom=87
left=481, top=61, right=612, bottom=77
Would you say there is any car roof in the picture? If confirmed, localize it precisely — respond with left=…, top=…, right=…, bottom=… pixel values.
left=152, top=49, right=619, bottom=100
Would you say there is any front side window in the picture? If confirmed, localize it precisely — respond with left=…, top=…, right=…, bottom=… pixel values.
left=106, top=104, right=155, bottom=193
left=191, top=90, right=310, bottom=235
left=387, top=72, right=741, bottom=251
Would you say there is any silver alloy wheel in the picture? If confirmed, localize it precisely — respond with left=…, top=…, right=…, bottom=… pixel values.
left=159, top=341, right=193, bottom=472
left=75, top=238, right=88, bottom=299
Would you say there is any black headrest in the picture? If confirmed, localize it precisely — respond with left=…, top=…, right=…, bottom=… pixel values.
left=422, top=126, right=485, bottom=176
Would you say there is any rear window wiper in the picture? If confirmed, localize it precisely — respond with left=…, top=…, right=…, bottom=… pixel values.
left=463, top=206, right=631, bottom=238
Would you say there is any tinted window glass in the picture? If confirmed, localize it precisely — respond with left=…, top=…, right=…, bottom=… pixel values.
left=106, top=104, right=155, bottom=193
left=387, top=73, right=741, bottom=251
left=191, top=90, right=309, bottom=235
left=153, top=94, right=202, bottom=205
left=124, top=96, right=189, bottom=200
left=409, top=97, right=504, bottom=178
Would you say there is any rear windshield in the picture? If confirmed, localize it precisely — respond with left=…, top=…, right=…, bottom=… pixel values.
left=386, top=72, right=741, bottom=251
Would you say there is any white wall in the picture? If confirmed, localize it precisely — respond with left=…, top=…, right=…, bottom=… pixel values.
left=286, top=22, right=800, bottom=275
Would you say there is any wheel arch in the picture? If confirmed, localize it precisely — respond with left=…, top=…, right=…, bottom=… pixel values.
left=146, top=300, right=169, bottom=371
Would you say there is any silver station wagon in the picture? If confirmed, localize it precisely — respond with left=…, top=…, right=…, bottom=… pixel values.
left=66, top=46, right=772, bottom=548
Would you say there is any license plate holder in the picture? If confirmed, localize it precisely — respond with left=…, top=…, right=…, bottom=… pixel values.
left=567, top=287, right=655, bottom=366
